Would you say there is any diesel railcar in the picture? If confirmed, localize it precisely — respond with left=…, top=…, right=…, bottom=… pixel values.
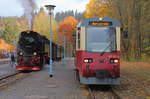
left=75, top=17, right=121, bottom=85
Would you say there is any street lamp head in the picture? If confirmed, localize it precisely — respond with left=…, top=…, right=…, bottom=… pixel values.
left=45, top=5, right=56, bottom=11
left=45, top=5, right=56, bottom=15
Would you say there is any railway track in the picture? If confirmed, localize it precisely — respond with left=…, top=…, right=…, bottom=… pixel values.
left=88, top=86, right=95, bottom=99
left=109, top=86, right=122, bottom=99
left=0, top=71, right=31, bottom=89
left=0, top=72, right=20, bottom=81
left=87, top=85, right=121, bottom=99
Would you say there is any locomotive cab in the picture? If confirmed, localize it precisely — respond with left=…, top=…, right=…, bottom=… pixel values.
left=75, top=17, right=121, bottom=85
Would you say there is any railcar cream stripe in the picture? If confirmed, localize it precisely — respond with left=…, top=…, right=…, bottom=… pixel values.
left=76, top=29, right=78, bottom=50
left=81, top=27, right=86, bottom=50
left=116, top=27, right=121, bottom=51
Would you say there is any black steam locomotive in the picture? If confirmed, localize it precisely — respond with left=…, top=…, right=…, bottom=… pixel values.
left=16, top=31, right=63, bottom=71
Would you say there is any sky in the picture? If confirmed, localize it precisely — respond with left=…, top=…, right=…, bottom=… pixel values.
left=0, top=0, right=89, bottom=17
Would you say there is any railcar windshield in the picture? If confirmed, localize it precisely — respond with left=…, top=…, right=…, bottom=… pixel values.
left=86, top=27, right=116, bottom=52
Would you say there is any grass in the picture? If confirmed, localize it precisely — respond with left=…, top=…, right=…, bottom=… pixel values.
left=121, top=62, right=150, bottom=85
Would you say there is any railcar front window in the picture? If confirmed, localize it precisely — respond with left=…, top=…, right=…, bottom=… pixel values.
left=86, top=27, right=116, bottom=52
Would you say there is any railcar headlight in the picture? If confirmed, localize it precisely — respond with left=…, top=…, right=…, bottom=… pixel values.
left=84, top=59, right=89, bottom=63
left=114, top=59, right=119, bottom=63
left=84, top=58, right=93, bottom=63
left=110, top=59, right=119, bottom=63
left=33, top=52, right=37, bottom=56
left=88, top=59, right=93, bottom=63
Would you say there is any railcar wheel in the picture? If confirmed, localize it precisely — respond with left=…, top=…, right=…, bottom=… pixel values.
left=76, top=70, right=80, bottom=81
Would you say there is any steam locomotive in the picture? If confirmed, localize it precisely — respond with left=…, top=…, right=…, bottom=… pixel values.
left=16, top=31, right=63, bottom=71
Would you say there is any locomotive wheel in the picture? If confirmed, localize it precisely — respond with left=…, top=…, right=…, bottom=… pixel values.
left=43, top=58, right=46, bottom=65
left=40, top=57, right=44, bottom=69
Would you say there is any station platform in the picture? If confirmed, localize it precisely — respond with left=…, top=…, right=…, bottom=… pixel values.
left=0, top=62, right=17, bottom=78
left=0, top=58, right=10, bottom=65
left=0, top=59, right=88, bottom=99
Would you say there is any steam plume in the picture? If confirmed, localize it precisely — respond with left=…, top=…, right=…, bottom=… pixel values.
left=19, top=0, right=37, bottom=30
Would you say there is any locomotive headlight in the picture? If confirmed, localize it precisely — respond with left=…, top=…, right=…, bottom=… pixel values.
left=19, top=52, right=23, bottom=56
left=99, top=17, right=103, bottom=21
left=33, top=52, right=37, bottom=56
left=84, top=59, right=89, bottom=63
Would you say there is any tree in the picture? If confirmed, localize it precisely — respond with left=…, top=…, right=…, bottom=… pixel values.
left=3, top=17, right=20, bottom=44
left=33, top=7, right=59, bottom=44
left=55, top=10, right=84, bottom=22
left=58, top=16, right=78, bottom=56
left=0, top=39, right=15, bottom=50
left=109, top=0, right=150, bottom=61
left=17, top=16, right=28, bottom=31
left=84, top=0, right=113, bottom=18
left=58, top=16, right=78, bottom=40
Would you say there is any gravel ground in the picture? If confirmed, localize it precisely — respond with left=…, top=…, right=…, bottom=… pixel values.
left=112, top=74, right=150, bottom=99
left=0, top=60, right=88, bottom=99
left=114, top=62, right=150, bottom=99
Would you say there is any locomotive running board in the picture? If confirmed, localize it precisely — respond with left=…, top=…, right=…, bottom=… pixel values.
left=79, top=76, right=120, bottom=85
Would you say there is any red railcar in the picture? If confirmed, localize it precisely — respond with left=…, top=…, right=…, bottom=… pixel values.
left=75, top=17, right=121, bottom=85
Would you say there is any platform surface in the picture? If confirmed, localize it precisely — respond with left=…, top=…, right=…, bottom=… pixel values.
left=0, top=59, right=88, bottom=99
left=0, top=63, right=17, bottom=78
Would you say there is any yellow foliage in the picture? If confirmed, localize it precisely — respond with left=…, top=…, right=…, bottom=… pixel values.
left=0, top=39, right=15, bottom=50
left=85, top=0, right=113, bottom=18
left=33, top=8, right=59, bottom=43
left=59, top=16, right=78, bottom=40
left=17, top=16, right=28, bottom=31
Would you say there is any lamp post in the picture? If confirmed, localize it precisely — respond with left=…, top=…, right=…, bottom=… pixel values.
left=45, top=5, right=56, bottom=77
left=63, top=30, right=67, bottom=64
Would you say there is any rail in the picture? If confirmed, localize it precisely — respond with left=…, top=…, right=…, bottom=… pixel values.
left=87, top=85, right=121, bottom=99
left=0, top=71, right=31, bottom=89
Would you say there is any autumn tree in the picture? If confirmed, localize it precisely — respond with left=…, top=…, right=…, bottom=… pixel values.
left=58, top=16, right=78, bottom=56
left=85, top=0, right=113, bottom=18
left=109, top=0, right=150, bottom=61
left=59, top=16, right=78, bottom=40
left=0, top=39, right=15, bottom=50
left=33, top=7, right=59, bottom=44
left=3, top=17, right=20, bottom=44
left=55, top=10, right=84, bottom=22
left=17, top=16, right=28, bottom=31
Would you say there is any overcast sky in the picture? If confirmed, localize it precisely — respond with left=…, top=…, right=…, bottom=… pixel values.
left=0, top=0, right=89, bottom=17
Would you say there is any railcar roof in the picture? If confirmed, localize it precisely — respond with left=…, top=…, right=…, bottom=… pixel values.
left=77, top=17, right=121, bottom=27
